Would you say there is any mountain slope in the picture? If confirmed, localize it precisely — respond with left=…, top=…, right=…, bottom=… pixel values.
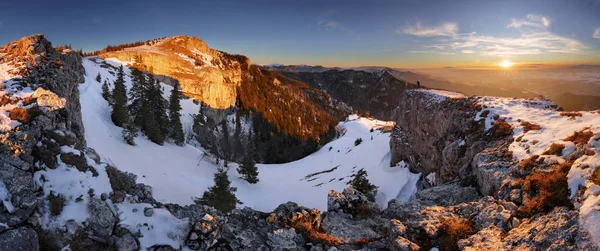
left=279, top=70, right=416, bottom=120
left=97, top=36, right=351, bottom=163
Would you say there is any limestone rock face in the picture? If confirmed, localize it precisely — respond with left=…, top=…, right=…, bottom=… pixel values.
left=389, top=90, right=486, bottom=184
left=100, top=36, right=246, bottom=109
left=32, top=88, right=66, bottom=110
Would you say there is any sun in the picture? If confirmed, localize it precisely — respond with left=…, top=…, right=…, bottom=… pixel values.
left=499, top=60, right=514, bottom=68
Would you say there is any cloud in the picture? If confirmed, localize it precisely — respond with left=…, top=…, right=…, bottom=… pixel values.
left=402, top=14, right=589, bottom=56
left=508, top=14, right=551, bottom=29
left=317, top=19, right=353, bottom=33
left=594, top=28, right=600, bottom=39
left=399, top=22, right=458, bottom=37
left=410, top=50, right=455, bottom=55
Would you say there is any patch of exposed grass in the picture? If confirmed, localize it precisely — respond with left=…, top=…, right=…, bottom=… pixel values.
left=564, top=129, right=594, bottom=146
left=560, top=111, right=582, bottom=119
left=520, top=121, right=541, bottom=133
left=515, top=162, right=573, bottom=218
left=437, top=218, right=477, bottom=251
left=542, top=143, right=565, bottom=156
left=492, top=119, right=513, bottom=138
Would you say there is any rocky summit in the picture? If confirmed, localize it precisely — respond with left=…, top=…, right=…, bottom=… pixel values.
left=0, top=30, right=599, bottom=251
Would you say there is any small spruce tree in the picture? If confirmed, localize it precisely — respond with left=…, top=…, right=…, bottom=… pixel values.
left=237, top=153, right=259, bottom=184
left=111, top=66, right=128, bottom=127
left=122, top=120, right=137, bottom=145
left=96, top=72, right=102, bottom=83
left=102, top=80, right=111, bottom=102
left=194, top=168, right=241, bottom=213
left=348, top=168, right=378, bottom=201
left=168, top=85, right=185, bottom=146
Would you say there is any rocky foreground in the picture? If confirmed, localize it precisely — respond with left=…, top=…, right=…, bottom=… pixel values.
left=0, top=34, right=599, bottom=250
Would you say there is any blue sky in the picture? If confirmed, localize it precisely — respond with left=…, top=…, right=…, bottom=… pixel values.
left=1, top=0, right=599, bottom=67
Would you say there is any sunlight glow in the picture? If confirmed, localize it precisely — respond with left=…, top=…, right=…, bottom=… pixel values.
left=500, top=60, right=514, bottom=68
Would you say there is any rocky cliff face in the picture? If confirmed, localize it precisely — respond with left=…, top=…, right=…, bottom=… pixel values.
left=389, top=89, right=488, bottom=185
left=0, top=34, right=87, bottom=249
left=101, top=36, right=247, bottom=109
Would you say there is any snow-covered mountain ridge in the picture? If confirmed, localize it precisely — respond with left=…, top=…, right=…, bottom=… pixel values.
left=0, top=34, right=599, bottom=250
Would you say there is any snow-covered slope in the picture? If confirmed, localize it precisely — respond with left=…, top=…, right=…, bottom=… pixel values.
left=79, top=58, right=420, bottom=212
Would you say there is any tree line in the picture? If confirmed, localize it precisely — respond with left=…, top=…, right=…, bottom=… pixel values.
left=102, top=65, right=184, bottom=146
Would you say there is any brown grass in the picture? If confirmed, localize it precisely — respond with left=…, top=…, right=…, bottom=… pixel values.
left=519, top=155, right=539, bottom=171
left=592, top=168, right=600, bottom=186
left=0, top=95, right=19, bottom=106
left=289, top=209, right=342, bottom=246
left=520, top=121, right=541, bottom=133
left=22, top=96, right=36, bottom=106
left=516, top=162, right=573, bottom=218
left=48, top=193, right=65, bottom=216
left=542, top=143, right=565, bottom=156
left=560, top=111, right=582, bottom=119
left=564, top=129, right=594, bottom=146
left=9, top=107, right=42, bottom=124
left=437, top=218, right=477, bottom=251
left=492, top=119, right=513, bottom=137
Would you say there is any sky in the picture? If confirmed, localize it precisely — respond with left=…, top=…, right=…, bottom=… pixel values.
left=1, top=0, right=600, bottom=68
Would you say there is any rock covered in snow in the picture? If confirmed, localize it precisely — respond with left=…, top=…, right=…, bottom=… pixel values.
left=326, top=187, right=380, bottom=216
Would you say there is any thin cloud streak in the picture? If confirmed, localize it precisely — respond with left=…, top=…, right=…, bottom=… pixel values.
left=398, top=22, right=458, bottom=37
left=401, top=14, right=590, bottom=57
left=594, top=28, right=600, bottom=39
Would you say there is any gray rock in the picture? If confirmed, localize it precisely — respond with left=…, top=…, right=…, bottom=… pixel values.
left=144, top=207, right=154, bottom=217
left=0, top=227, right=39, bottom=251
left=267, top=228, right=304, bottom=250
left=321, top=211, right=382, bottom=242
left=0, top=164, right=37, bottom=227
left=327, top=188, right=379, bottom=216
left=87, top=198, right=116, bottom=242
left=414, top=183, right=480, bottom=206
left=112, top=233, right=139, bottom=251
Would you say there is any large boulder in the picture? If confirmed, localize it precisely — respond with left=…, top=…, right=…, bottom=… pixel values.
left=0, top=227, right=39, bottom=251
left=87, top=198, right=116, bottom=242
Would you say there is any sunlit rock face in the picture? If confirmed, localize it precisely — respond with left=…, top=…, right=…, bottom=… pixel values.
left=100, top=36, right=248, bottom=109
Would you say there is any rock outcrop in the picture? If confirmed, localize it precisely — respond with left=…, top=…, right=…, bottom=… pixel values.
left=389, top=89, right=487, bottom=184
left=0, top=34, right=85, bottom=231
left=101, top=36, right=245, bottom=109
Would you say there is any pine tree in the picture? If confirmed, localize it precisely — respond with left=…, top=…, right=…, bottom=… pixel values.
left=220, top=120, right=231, bottom=167
left=147, top=74, right=169, bottom=142
left=128, top=68, right=147, bottom=128
left=111, top=66, right=128, bottom=127
left=102, top=80, right=111, bottom=102
left=168, top=85, right=185, bottom=146
left=237, top=153, right=259, bottom=184
left=122, top=120, right=137, bottom=145
left=96, top=72, right=101, bottom=83
left=194, top=168, right=241, bottom=213
left=233, top=110, right=243, bottom=159
left=348, top=169, right=378, bottom=202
